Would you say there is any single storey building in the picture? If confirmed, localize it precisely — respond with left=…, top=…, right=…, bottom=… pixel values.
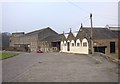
left=60, top=25, right=119, bottom=58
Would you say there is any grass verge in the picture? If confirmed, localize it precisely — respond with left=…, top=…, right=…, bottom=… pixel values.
left=0, top=52, right=18, bottom=60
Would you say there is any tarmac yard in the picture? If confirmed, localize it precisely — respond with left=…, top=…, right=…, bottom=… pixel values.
left=2, top=52, right=118, bottom=82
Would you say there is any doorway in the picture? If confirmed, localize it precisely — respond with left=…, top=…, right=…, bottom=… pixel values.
left=67, top=42, right=70, bottom=51
left=110, top=42, right=115, bottom=53
left=94, top=46, right=107, bottom=54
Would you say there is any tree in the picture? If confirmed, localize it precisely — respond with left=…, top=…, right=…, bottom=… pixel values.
left=1, top=32, right=11, bottom=50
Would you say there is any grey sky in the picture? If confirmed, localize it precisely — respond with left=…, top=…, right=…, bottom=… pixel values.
left=1, top=1, right=118, bottom=33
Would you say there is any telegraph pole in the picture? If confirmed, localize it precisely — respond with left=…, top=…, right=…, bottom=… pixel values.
left=90, top=13, right=93, bottom=54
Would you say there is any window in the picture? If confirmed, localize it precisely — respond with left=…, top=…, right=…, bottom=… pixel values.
left=64, top=43, right=66, bottom=46
left=9, top=40, right=11, bottom=42
left=72, top=43, right=74, bottom=46
left=77, top=43, right=80, bottom=46
left=83, top=42, right=87, bottom=47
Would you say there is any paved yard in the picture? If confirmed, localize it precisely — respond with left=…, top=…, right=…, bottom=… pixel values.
left=2, top=52, right=118, bottom=82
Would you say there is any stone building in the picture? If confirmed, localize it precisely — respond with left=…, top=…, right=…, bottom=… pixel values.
left=10, top=27, right=62, bottom=52
left=10, top=26, right=119, bottom=58
left=107, top=26, right=120, bottom=58
left=39, top=34, right=62, bottom=52
left=60, top=28, right=89, bottom=54
left=10, top=32, right=25, bottom=47
left=60, top=25, right=119, bottom=58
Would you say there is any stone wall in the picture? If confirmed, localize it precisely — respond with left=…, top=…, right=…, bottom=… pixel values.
left=93, top=39, right=118, bottom=57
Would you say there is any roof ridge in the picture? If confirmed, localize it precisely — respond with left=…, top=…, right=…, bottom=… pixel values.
left=25, top=27, right=50, bottom=35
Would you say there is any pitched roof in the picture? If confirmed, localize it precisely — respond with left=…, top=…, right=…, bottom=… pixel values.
left=25, top=27, right=53, bottom=36
left=64, top=33, right=69, bottom=38
left=111, top=30, right=120, bottom=38
left=12, top=32, right=25, bottom=35
left=19, top=27, right=58, bottom=38
left=61, top=34, right=67, bottom=41
left=73, top=32, right=78, bottom=37
left=76, top=30, right=88, bottom=41
left=82, top=28, right=118, bottom=39
left=41, top=34, right=63, bottom=42
left=67, top=31, right=75, bottom=41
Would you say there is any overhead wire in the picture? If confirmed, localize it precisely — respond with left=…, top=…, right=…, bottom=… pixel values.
left=65, top=0, right=90, bottom=14
left=65, top=0, right=117, bottom=26
left=65, top=0, right=92, bottom=29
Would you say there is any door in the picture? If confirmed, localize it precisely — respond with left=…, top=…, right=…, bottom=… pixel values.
left=110, top=42, right=115, bottom=53
left=67, top=42, right=70, bottom=51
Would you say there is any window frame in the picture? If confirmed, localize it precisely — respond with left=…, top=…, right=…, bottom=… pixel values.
left=77, top=43, right=80, bottom=46
left=72, top=43, right=74, bottom=46
left=83, top=42, right=87, bottom=47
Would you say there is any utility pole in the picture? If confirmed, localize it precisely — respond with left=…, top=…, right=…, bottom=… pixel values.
left=70, top=28, right=72, bottom=32
left=90, top=13, right=93, bottom=54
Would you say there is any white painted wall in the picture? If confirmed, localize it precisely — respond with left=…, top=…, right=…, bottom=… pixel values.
left=60, top=41, right=63, bottom=52
left=81, top=38, right=89, bottom=54
left=60, top=38, right=89, bottom=54
left=60, top=41, right=67, bottom=52
left=70, top=40, right=75, bottom=52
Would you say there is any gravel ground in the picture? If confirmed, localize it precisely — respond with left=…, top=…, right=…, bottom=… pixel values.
left=2, top=52, right=118, bottom=82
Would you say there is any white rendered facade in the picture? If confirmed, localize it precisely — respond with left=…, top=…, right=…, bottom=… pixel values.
left=60, top=38, right=89, bottom=54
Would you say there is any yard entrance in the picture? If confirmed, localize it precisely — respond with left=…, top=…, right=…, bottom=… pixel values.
left=51, top=41, right=60, bottom=52
left=94, top=46, right=107, bottom=54
left=2, top=52, right=118, bottom=82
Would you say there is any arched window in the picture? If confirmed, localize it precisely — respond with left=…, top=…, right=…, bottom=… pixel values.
left=64, top=41, right=67, bottom=46
left=77, top=43, right=80, bottom=46
left=82, top=38, right=88, bottom=47
left=61, top=41, right=63, bottom=46
left=64, top=43, right=66, bottom=46
left=76, top=39, right=81, bottom=47
left=83, top=42, right=87, bottom=47
left=71, top=40, right=75, bottom=47
left=72, top=43, right=74, bottom=46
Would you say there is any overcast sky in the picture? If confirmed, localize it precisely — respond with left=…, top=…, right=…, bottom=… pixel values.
left=0, top=0, right=118, bottom=33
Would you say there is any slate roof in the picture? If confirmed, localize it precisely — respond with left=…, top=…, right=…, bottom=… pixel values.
left=67, top=31, right=75, bottom=41
left=61, top=34, right=67, bottom=41
left=12, top=32, right=25, bottom=35
left=19, top=27, right=58, bottom=38
left=25, top=27, right=57, bottom=36
left=82, top=28, right=118, bottom=39
left=111, top=30, right=120, bottom=39
left=76, top=29, right=88, bottom=41
left=41, top=34, right=63, bottom=42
